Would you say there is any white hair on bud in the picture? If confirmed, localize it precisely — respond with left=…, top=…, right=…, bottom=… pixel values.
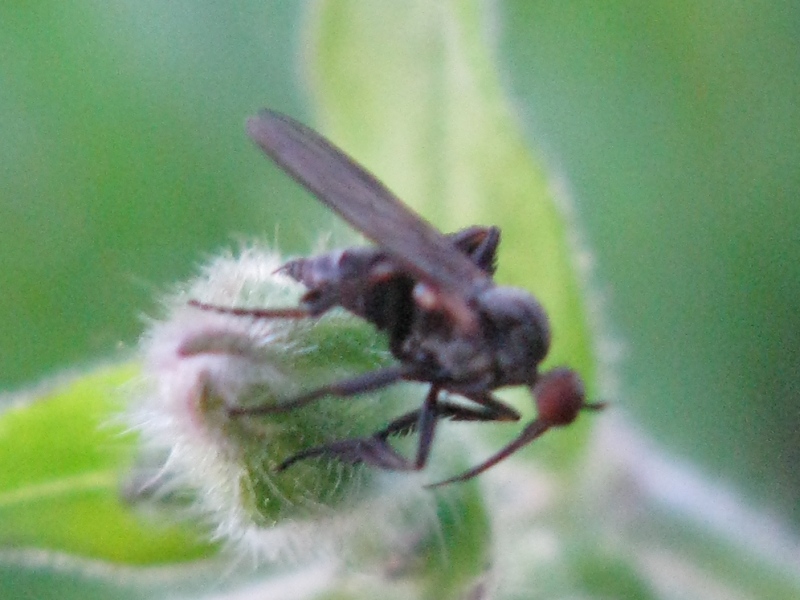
left=128, top=245, right=440, bottom=566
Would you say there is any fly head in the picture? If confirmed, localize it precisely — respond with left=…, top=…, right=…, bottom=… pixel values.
left=476, top=286, right=551, bottom=387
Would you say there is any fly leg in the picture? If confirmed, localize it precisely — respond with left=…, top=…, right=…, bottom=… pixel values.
left=188, top=299, right=311, bottom=319
left=427, top=368, right=605, bottom=487
left=229, top=364, right=411, bottom=416
left=277, top=387, right=520, bottom=473
left=469, top=225, right=500, bottom=273
left=406, top=387, right=521, bottom=470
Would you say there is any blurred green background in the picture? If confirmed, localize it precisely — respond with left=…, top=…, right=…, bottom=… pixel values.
left=1, top=0, right=797, bottom=535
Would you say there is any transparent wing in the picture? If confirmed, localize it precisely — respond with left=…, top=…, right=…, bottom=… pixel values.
left=246, top=110, right=490, bottom=305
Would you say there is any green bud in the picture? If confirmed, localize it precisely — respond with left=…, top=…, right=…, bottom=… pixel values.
left=132, top=247, right=422, bottom=558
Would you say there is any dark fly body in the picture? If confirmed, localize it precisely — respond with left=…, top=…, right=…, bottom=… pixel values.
left=190, top=110, right=604, bottom=486
left=278, top=225, right=500, bottom=354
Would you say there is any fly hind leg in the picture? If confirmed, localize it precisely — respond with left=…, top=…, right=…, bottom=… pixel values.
left=187, top=299, right=311, bottom=319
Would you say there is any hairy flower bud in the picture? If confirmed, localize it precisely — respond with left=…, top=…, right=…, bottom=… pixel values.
left=130, top=246, right=422, bottom=560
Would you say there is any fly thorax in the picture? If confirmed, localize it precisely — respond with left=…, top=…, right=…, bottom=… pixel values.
left=477, top=286, right=551, bottom=386
left=435, top=336, right=494, bottom=382
left=401, top=320, right=491, bottom=383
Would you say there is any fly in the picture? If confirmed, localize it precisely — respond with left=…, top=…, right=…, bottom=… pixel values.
left=191, top=110, right=604, bottom=486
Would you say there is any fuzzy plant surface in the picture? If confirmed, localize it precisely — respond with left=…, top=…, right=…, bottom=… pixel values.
left=1, top=1, right=798, bottom=600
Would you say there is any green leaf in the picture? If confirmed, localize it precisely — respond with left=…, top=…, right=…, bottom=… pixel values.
left=0, top=364, right=216, bottom=565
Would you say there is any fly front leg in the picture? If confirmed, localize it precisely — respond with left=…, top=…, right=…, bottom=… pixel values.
left=457, top=390, right=522, bottom=423
left=427, top=368, right=605, bottom=487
